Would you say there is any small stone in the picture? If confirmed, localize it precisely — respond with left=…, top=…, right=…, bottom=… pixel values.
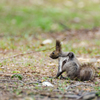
left=41, top=39, right=52, bottom=45
left=42, top=81, right=54, bottom=87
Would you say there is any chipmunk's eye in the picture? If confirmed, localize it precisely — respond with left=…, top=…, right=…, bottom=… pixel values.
left=52, top=52, right=54, bottom=54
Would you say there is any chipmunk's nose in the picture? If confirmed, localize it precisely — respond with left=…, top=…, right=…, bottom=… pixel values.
left=49, top=54, right=51, bottom=58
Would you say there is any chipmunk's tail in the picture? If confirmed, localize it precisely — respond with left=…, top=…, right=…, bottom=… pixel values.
left=79, top=63, right=95, bottom=81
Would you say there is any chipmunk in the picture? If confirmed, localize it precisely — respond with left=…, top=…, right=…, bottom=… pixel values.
left=49, top=40, right=95, bottom=81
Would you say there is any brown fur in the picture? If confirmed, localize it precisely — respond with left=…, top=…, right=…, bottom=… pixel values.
left=56, top=40, right=61, bottom=52
left=49, top=40, right=61, bottom=59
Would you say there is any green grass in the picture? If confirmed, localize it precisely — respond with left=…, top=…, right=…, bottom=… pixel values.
left=0, top=0, right=100, bottom=35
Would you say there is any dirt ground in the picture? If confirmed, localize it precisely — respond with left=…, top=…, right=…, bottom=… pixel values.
left=0, top=28, right=100, bottom=100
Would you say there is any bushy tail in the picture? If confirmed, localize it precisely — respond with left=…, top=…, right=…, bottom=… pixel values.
left=79, top=63, right=95, bottom=81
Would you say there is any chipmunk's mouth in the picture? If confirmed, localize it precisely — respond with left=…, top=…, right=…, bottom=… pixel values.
left=49, top=55, right=59, bottom=59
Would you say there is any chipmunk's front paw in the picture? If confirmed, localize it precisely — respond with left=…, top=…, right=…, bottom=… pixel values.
left=54, top=76, right=58, bottom=79
left=60, top=75, right=67, bottom=79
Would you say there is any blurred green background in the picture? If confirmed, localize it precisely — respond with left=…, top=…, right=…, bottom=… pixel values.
left=0, top=0, right=100, bottom=36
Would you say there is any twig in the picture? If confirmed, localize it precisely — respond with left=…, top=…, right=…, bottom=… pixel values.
left=0, top=46, right=54, bottom=61
left=26, top=81, right=41, bottom=85
left=66, top=82, right=94, bottom=90
left=59, top=22, right=70, bottom=31
left=0, top=79, right=24, bottom=83
left=64, top=95, right=82, bottom=99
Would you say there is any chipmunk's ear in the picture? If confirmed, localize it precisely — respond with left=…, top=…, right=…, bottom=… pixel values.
left=68, top=52, right=74, bottom=59
left=56, top=40, right=61, bottom=52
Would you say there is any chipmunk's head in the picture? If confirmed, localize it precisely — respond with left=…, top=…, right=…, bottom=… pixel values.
left=49, top=40, right=61, bottom=59
left=49, top=50, right=60, bottom=59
